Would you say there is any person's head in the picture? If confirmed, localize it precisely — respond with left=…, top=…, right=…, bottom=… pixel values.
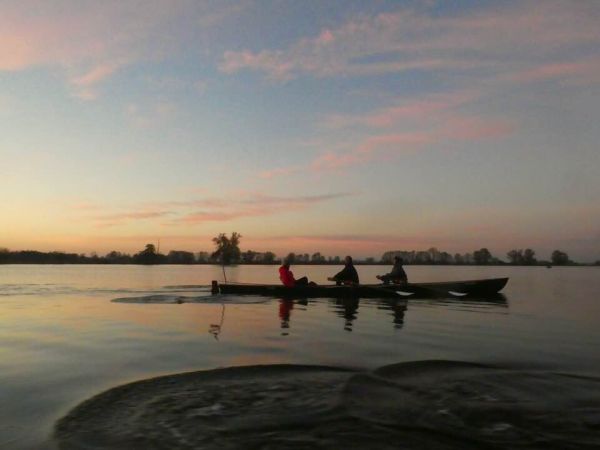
left=282, top=258, right=291, bottom=268
left=394, top=256, right=403, bottom=264
left=345, top=255, right=353, bottom=265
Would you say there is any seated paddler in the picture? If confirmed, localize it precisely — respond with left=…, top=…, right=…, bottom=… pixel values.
left=279, top=258, right=311, bottom=287
left=376, top=256, right=408, bottom=284
left=327, top=256, right=359, bottom=285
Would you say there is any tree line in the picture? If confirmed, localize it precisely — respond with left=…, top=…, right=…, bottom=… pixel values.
left=0, top=235, right=595, bottom=266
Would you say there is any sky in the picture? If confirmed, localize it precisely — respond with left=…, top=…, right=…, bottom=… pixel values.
left=1, top=0, right=599, bottom=261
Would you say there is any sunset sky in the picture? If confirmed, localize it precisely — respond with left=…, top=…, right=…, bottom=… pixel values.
left=1, top=0, right=599, bottom=261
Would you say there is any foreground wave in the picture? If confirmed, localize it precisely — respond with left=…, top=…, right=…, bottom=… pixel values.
left=55, top=360, right=600, bottom=449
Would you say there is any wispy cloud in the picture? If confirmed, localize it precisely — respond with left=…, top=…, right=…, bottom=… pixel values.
left=220, top=1, right=600, bottom=84
left=323, top=90, right=478, bottom=129
left=258, top=166, right=302, bottom=180
left=438, top=116, right=515, bottom=141
left=70, top=62, right=124, bottom=100
left=261, top=88, right=514, bottom=178
left=93, top=210, right=173, bottom=228
left=173, top=192, right=354, bottom=225
left=0, top=1, right=244, bottom=99
left=69, top=192, right=354, bottom=227
left=506, top=59, right=600, bottom=85
left=311, top=132, right=432, bottom=171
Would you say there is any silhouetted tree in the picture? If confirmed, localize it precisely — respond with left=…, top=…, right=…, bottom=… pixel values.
left=285, top=252, right=296, bottom=264
left=523, top=248, right=536, bottom=265
left=440, top=252, right=452, bottom=264
left=242, top=250, right=257, bottom=263
left=167, top=250, right=195, bottom=264
left=507, top=249, right=523, bottom=264
left=196, top=251, right=209, bottom=263
left=211, top=232, right=242, bottom=265
left=105, top=251, right=132, bottom=264
left=473, top=248, right=492, bottom=264
left=427, top=247, right=440, bottom=263
left=133, top=244, right=165, bottom=264
left=263, top=251, right=276, bottom=264
left=311, top=252, right=325, bottom=263
left=551, top=250, right=569, bottom=265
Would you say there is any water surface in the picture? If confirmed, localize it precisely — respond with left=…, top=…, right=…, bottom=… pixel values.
left=1, top=264, right=599, bottom=448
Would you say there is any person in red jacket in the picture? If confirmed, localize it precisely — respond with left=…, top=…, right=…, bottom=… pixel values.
left=279, top=259, right=310, bottom=287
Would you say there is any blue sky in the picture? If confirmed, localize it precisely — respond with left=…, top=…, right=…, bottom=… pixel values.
left=1, top=0, right=599, bottom=261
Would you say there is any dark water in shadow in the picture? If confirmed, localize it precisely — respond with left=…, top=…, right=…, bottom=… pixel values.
left=55, top=361, right=600, bottom=449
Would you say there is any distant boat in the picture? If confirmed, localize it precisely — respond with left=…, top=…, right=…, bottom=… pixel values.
left=213, top=277, right=508, bottom=299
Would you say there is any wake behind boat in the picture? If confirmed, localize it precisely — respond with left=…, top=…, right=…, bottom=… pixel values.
left=213, top=277, right=508, bottom=299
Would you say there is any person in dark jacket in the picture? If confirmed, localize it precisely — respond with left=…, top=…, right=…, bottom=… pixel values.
left=328, top=256, right=359, bottom=285
left=377, top=256, right=408, bottom=284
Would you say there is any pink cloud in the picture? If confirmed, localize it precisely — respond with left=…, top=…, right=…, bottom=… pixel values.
left=0, top=2, right=245, bottom=97
left=438, top=117, right=515, bottom=141
left=324, top=90, right=479, bottom=129
left=220, top=50, right=295, bottom=81
left=508, top=59, right=600, bottom=85
left=259, top=166, right=302, bottom=179
left=262, top=108, right=515, bottom=178
left=291, top=114, right=513, bottom=176
left=174, top=192, right=353, bottom=225
left=71, top=63, right=121, bottom=87
left=311, top=132, right=432, bottom=171
left=93, top=210, right=173, bottom=227
left=220, top=2, right=600, bottom=85
left=70, top=62, right=123, bottom=100
left=71, top=192, right=354, bottom=228
left=261, top=111, right=515, bottom=178
left=316, top=29, right=335, bottom=45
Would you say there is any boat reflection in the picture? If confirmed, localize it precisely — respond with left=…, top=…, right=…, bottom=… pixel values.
left=376, top=300, right=408, bottom=329
left=272, top=293, right=507, bottom=335
left=200, top=292, right=510, bottom=339
left=278, top=299, right=309, bottom=335
left=278, top=299, right=293, bottom=335
left=333, top=297, right=360, bottom=332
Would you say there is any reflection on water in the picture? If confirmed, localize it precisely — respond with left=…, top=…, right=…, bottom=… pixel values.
left=1, top=264, right=600, bottom=449
left=377, top=300, right=408, bottom=329
left=257, top=295, right=504, bottom=336
left=208, top=303, right=226, bottom=340
left=333, top=297, right=360, bottom=332
left=278, top=299, right=293, bottom=335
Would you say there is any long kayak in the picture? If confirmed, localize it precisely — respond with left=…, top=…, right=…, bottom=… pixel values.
left=213, top=277, right=508, bottom=298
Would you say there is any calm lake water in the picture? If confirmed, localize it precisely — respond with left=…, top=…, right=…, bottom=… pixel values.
left=1, top=264, right=599, bottom=449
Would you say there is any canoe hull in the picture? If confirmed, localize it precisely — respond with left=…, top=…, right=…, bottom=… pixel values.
left=216, top=277, right=508, bottom=299
left=218, top=283, right=400, bottom=298
left=368, top=277, right=509, bottom=296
